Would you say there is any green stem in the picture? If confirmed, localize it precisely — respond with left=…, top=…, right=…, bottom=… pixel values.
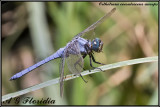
left=2, top=56, right=158, bottom=102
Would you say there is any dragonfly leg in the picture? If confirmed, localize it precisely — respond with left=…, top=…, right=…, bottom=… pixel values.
left=73, top=63, right=88, bottom=82
left=73, top=58, right=88, bottom=82
left=91, top=54, right=105, bottom=65
left=89, top=55, right=103, bottom=71
left=80, top=74, right=88, bottom=83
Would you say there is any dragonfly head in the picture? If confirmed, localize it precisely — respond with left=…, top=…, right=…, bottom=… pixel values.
left=91, top=38, right=103, bottom=53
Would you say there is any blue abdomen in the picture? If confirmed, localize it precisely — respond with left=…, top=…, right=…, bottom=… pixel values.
left=10, top=48, right=65, bottom=80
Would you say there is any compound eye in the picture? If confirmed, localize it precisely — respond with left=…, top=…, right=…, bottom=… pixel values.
left=91, top=38, right=103, bottom=52
left=99, top=41, right=103, bottom=52
left=94, top=41, right=97, bottom=45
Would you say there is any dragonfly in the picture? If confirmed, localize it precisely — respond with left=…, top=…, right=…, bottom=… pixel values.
left=10, top=8, right=116, bottom=97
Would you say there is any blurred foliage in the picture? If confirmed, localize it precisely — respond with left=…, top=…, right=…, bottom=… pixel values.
left=2, top=2, right=158, bottom=105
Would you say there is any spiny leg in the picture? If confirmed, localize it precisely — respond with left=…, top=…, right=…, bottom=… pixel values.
left=84, top=44, right=103, bottom=72
left=80, top=74, right=88, bottom=83
left=91, top=54, right=105, bottom=65
left=89, top=54, right=103, bottom=71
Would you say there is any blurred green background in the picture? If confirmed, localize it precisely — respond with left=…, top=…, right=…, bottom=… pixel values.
left=2, top=2, right=158, bottom=105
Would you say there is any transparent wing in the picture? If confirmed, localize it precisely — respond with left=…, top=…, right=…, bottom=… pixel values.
left=59, top=52, right=66, bottom=97
left=66, top=40, right=84, bottom=75
left=73, top=8, right=116, bottom=39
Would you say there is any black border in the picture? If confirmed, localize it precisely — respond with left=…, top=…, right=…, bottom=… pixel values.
left=1, top=0, right=159, bottom=106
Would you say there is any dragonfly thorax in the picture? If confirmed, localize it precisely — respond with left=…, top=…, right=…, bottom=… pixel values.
left=91, top=38, right=103, bottom=52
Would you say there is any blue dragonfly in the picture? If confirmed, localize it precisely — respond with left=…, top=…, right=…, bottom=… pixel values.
left=10, top=8, right=116, bottom=97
